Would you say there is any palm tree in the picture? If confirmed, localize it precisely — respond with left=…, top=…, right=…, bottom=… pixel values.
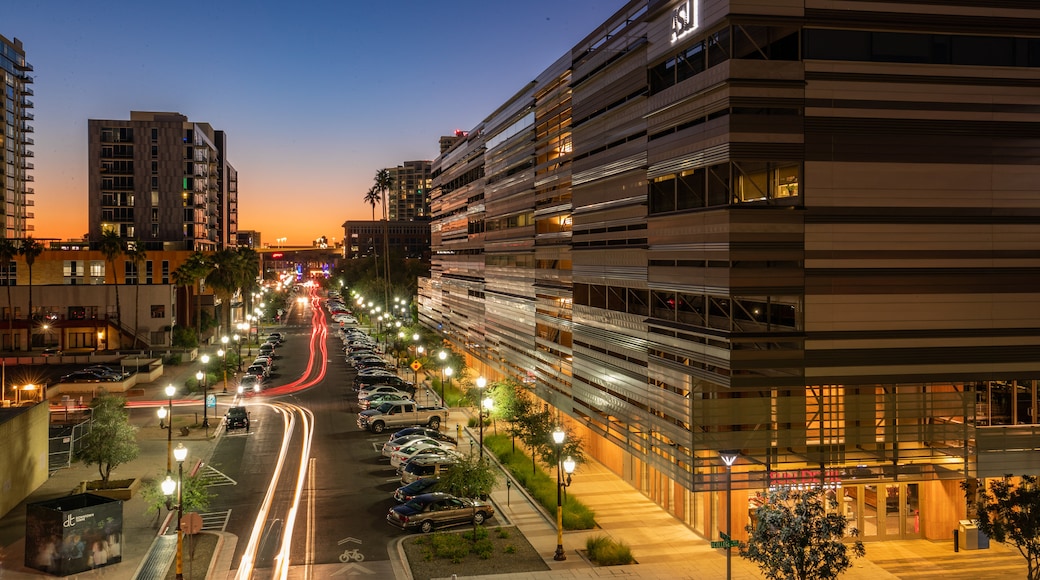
left=125, top=240, right=147, bottom=348
left=19, top=236, right=43, bottom=352
left=0, top=239, right=17, bottom=351
left=173, top=251, right=211, bottom=344
left=373, top=169, right=393, bottom=308
left=205, top=249, right=243, bottom=337
left=363, top=186, right=380, bottom=221
left=236, top=247, right=261, bottom=320
left=98, top=230, right=124, bottom=349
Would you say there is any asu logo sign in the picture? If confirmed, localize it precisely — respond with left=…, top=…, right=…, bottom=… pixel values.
left=670, top=0, right=699, bottom=44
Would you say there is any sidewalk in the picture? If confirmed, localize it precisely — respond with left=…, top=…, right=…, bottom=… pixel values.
left=432, top=399, right=1029, bottom=580
left=0, top=352, right=228, bottom=580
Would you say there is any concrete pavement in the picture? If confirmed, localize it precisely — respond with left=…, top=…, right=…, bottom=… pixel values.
left=431, top=398, right=1029, bottom=580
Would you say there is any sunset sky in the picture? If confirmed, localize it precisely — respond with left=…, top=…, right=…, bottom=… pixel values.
left=6, top=0, right=624, bottom=246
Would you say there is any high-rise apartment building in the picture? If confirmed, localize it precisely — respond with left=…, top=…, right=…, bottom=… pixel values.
left=420, top=0, right=1040, bottom=545
left=0, top=34, right=34, bottom=238
left=386, top=160, right=432, bottom=221
left=87, top=111, right=236, bottom=250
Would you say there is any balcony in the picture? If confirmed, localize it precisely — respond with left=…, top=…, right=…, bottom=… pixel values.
left=18, top=73, right=32, bottom=84
left=14, top=61, right=33, bottom=72
left=20, top=112, right=33, bottom=121
left=23, top=176, right=33, bottom=182
left=24, top=199, right=34, bottom=207
left=20, top=162, right=33, bottom=170
left=20, top=86, right=32, bottom=96
left=19, top=137, right=33, bottom=146
left=21, top=149, right=33, bottom=157
left=22, top=99, right=33, bottom=108
left=21, top=124, right=33, bottom=133
left=23, top=212, right=34, bottom=219
left=23, top=188, right=34, bottom=195
left=975, top=424, right=1040, bottom=477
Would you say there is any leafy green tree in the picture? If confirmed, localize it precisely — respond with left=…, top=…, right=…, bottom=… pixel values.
left=125, top=240, right=147, bottom=348
left=0, top=238, right=17, bottom=350
left=741, top=487, right=865, bottom=580
left=98, top=230, right=125, bottom=348
left=19, top=236, right=43, bottom=351
left=968, top=474, right=1040, bottom=580
left=439, top=452, right=499, bottom=540
left=74, top=393, right=140, bottom=482
left=142, top=471, right=215, bottom=527
left=489, top=380, right=534, bottom=453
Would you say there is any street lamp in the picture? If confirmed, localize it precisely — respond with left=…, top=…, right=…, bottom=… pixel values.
left=220, top=336, right=229, bottom=393
left=719, top=450, right=740, bottom=580
left=162, top=443, right=189, bottom=579
left=164, top=384, right=175, bottom=473
left=443, top=367, right=453, bottom=406
left=476, top=377, right=487, bottom=459
left=198, top=352, right=210, bottom=429
left=438, top=350, right=447, bottom=402
left=233, top=333, right=242, bottom=371
left=552, top=427, right=571, bottom=561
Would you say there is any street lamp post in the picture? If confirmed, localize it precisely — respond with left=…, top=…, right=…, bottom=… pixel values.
left=233, top=333, right=242, bottom=371
left=198, top=353, right=210, bottom=430
left=220, top=336, right=229, bottom=393
left=443, top=367, right=453, bottom=406
left=476, top=377, right=487, bottom=459
left=438, top=350, right=447, bottom=402
left=164, top=384, right=175, bottom=473
left=719, top=450, right=740, bottom=580
left=552, top=427, right=575, bottom=561
left=162, top=443, right=189, bottom=579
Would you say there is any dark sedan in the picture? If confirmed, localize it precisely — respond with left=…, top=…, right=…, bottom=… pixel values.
left=386, top=493, right=494, bottom=533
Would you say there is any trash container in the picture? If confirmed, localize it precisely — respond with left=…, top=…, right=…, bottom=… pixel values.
left=959, top=520, right=989, bottom=550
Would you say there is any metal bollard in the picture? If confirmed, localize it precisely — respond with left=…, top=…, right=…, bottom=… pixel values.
left=953, top=529, right=959, bottom=552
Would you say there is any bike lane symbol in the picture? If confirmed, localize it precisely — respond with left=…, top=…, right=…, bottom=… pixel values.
left=337, top=537, right=365, bottom=563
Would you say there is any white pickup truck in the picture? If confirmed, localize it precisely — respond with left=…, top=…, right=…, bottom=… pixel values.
left=356, top=401, right=448, bottom=433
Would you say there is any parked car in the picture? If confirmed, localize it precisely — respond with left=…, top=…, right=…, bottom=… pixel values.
left=225, top=406, right=250, bottom=431
left=386, top=492, right=494, bottom=532
left=268, top=332, right=284, bottom=341
left=358, top=392, right=413, bottom=410
left=355, top=359, right=392, bottom=372
left=382, top=433, right=434, bottom=458
left=84, top=364, right=131, bottom=379
left=354, top=375, right=414, bottom=393
left=258, top=344, right=276, bottom=357
left=393, top=478, right=442, bottom=502
left=60, top=370, right=118, bottom=383
left=389, top=426, right=458, bottom=446
left=400, top=457, right=457, bottom=484
left=390, top=442, right=459, bottom=469
left=357, top=385, right=412, bottom=400
left=41, top=347, right=62, bottom=357
left=238, top=374, right=263, bottom=393
left=246, top=363, right=269, bottom=379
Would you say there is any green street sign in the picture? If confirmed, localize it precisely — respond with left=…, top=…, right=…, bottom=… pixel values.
left=711, top=540, right=740, bottom=549
left=720, top=532, right=731, bottom=541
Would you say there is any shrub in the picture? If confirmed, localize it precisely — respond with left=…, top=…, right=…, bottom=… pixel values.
left=496, top=527, right=510, bottom=539
left=504, top=544, right=516, bottom=554
left=586, top=535, right=634, bottom=566
left=473, top=538, right=494, bottom=559
left=486, top=434, right=596, bottom=530
left=429, top=532, right=469, bottom=562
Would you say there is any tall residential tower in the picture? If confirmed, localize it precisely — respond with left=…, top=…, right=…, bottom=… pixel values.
left=87, top=111, right=236, bottom=250
left=0, top=34, right=34, bottom=239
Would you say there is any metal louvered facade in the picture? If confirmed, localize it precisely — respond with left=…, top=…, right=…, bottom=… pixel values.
left=418, top=0, right=1040, bottom=544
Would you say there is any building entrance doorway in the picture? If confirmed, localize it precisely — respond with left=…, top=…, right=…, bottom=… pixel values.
left=842, top=483, right=921, bottom=540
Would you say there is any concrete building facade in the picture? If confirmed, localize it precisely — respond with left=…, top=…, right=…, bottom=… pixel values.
left=419, top=0, right=1040, bottom=544
left=0, top=34, right=35, bottom=239
left=87, top=111, right=236, bottom=251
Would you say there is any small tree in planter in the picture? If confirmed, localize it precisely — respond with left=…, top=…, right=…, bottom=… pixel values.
left=74, top=392, right=140, bottom=483
left=439, top=452, right=498, bottom=541
left=742, top=487, right=865, bottom=580
left=967, top=474, right=1040, bottom=580
left=142, top=472, right=215, bottom=527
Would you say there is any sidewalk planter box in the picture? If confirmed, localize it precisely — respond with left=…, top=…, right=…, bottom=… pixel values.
left=77, top=477, right=141, bottom=501
left=24, top=493, right=124, bottom=576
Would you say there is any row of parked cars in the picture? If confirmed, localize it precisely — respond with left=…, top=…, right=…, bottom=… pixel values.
left=330, top=306, right=495, bottom=532
left=238, top=332, right=284, bottom=393
left=60, top=364, right=132, bottom=383
left=379, top=426, right=495, bottom=533
left=326, top=294, right=359, bottom=326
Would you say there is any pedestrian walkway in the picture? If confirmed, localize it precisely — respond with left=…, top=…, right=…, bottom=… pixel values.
left=430, top=398, right=1029, bottom=580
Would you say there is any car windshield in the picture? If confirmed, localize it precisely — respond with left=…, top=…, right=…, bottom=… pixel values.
left=375, top=402, right=397, bottom=413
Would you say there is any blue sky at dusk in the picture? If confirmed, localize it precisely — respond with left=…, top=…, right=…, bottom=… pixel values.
left=6, top=0, right=624, bottom=245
